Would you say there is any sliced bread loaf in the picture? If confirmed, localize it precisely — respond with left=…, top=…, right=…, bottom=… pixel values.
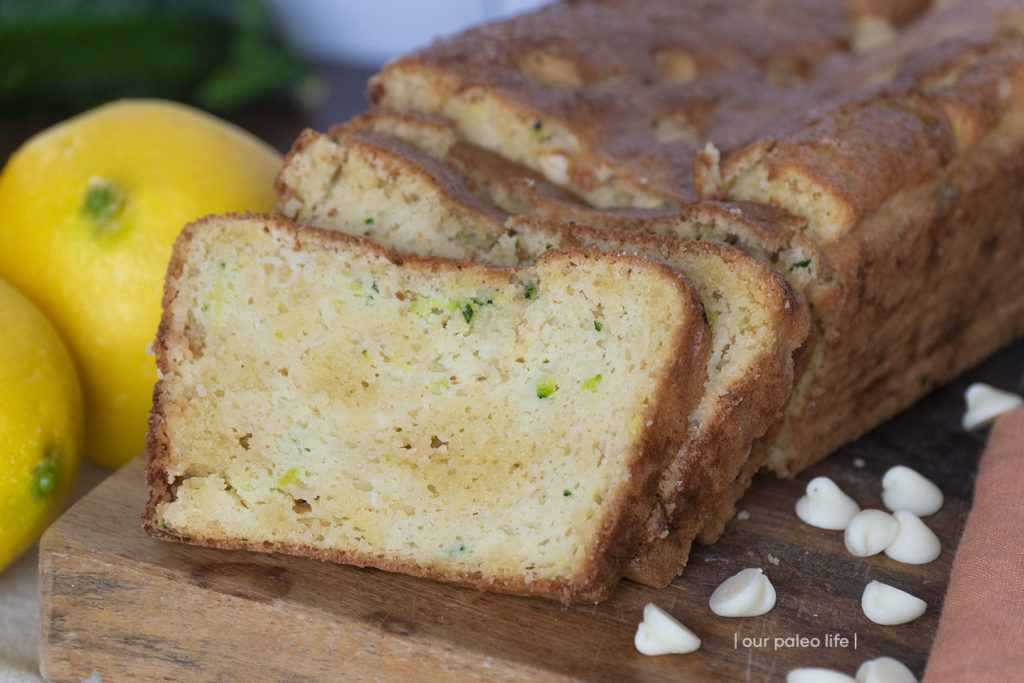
left=275, top=127, right=810, bottom=586
left=366, top=0, right=1024, bottom=478
left=144, top=212, right=710, bottom=603
left=312, top=111, right=834, bottom=480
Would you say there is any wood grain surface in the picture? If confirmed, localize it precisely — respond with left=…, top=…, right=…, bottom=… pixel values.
left=37, top=339, right=1023, bottom=682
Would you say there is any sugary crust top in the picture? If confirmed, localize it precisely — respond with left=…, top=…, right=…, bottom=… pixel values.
left=371, top=0, right=1024, bottom=232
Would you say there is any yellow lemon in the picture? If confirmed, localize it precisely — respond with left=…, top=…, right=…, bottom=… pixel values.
left=0, top=99, right=281, bottom=467
left=0, top=277, right=83, bottom=572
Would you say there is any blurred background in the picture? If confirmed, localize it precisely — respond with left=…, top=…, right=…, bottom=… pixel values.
left=0, top=0, right=549, bottom=159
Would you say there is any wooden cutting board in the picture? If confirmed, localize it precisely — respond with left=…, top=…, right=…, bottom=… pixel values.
left=37, top=340, right=1021, bottom=682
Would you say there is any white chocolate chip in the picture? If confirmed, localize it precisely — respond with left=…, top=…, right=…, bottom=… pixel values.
left=844, top=510, right=900, bottom=557
left=856, top=656, right=918, bottom=683
left=881, top=466, right=943, bottom=516
left=787, top=668, right=857, bottom=683
left=861, top=581, right=926, bottom=625
left=795, top=476, right=861, bottom=530
left=538, top=151, right=571, bottom=186
left=884, top=511, right=941, bottom=564
left=962, top=382, right=1023, bottom=430
left=708, top=568, right=776, bottom=617
left=634, top=603, right=700, bottom=655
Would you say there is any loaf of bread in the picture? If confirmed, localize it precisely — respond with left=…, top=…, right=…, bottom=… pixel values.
left=143, top=212, right=712, bottom=603
left=275, top=124, right=810, bottom=586
left=146, top=0, right=1024, bottom=599
left=368, top=0, right=1024, bottom=474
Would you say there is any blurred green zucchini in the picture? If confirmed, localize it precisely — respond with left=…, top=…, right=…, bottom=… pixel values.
left=0, top=0, right=310, bottom=114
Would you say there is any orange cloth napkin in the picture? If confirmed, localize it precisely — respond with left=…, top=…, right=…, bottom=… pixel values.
left=924, top=406, right=1024, bottom=682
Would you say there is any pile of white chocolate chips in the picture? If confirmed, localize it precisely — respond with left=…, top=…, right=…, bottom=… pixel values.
left=633, top=383, right=1024, bottom=683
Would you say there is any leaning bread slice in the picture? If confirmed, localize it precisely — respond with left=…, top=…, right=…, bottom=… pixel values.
left=275, top=128, right=810, bottom=587
left=144, top=212, right=710, bottom=604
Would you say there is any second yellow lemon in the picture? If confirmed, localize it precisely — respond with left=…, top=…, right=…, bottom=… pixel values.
left=0, top=99, right=282, bottom=467
left=0, top=277, right=83, bottom=572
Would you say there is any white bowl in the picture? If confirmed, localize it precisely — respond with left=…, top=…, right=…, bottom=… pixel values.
left=267, top=0, right=551, bottom=66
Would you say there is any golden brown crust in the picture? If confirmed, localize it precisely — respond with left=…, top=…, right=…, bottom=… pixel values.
left=366, top=0, right=959, bottom=208
left=707, top=7, right=1024, bottom=237
left=143, top=212, right=711, bottom=604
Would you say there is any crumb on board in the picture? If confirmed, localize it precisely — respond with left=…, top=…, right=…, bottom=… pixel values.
left=737, top=510, right=751, bottom=521
left=853, top=457, right=866, bottom=468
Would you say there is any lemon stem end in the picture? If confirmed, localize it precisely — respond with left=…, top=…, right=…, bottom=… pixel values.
left=81, top=177, right=124, bottom=231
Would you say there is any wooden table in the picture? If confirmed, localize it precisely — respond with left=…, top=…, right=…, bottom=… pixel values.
left=36, top=337, right=1022, bottom=681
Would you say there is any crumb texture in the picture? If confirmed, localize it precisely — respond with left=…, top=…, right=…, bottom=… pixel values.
left=152, top=215, right=699, bottom=594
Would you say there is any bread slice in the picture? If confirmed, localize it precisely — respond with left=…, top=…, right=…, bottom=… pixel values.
left=275, top=127, right=810, bottom=586
left=143, top=212, right=711, bottom=603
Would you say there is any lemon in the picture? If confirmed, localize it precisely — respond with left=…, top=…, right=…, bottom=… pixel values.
left=0, top=99, right=282, bottom=467
left=0, top=277, right=83, bottom=572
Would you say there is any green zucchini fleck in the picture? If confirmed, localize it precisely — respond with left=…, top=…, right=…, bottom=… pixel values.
left=406, top=297, right=460, bottom=315
left=364, top=217, right=374, bottom=225
left=581, top=374, right=602, bottom=392
left=789, top=259, right=812, bottom=271
left=346, top=283, right=375, bottom=301
left=594, top=320, right=603, bottom=332
left=446, top=541, right=468, bottom=555
left=536, top=377, right=558, bottom=399
left=563, top=489, right=572, bottom=497
left=524, top=282, right=538, bottom=300
left=274, top=467, right=301, bottom=491
left=532, top=119, right=543, bottom=132
left=461, top=303, right=474, bottom=324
